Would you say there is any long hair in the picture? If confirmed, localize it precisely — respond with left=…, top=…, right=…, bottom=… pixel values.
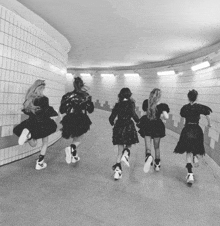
left=118, top=88, right=132, bottom=102
left=73, top=77, right=88, bottom=97
left=147, top=88, right=161, bottom=120
left=23, top=79, right=45, bottom=113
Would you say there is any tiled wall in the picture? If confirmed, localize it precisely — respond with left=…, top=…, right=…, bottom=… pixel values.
left=68, top=51, right=220, bottom=166
left=0, top=5, right=70, bottom=166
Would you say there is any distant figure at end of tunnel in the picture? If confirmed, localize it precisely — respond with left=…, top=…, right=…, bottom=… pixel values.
left=59, top=76, right=94, bottom=165
left=174, top=89, right=212, bottom=185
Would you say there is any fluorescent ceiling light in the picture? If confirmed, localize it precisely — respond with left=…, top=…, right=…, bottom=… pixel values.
left=124, top=73, right=139, bottom=77
left=157, top=70, right=176, bottom=76
left=80, top=73, right=91, bottom=76
left=191, top=61, right=210, bottom=71
left=101, top=73, right=114, bottom=77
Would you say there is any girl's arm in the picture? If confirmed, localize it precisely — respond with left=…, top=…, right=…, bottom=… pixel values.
left=206, top=115, right=212, bottom=127
left=109, top=104, right=118, bottom=126
left=162, top=111, right=169, bottom=119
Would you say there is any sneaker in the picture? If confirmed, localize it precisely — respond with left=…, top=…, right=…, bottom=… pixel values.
left=70, top=145, right=80, bottom=163
left=154, top=162, right=161, bottom=172
left=65, top=147, right=72, bottom=164
left=72, top=154, right=80, bottom=163
left=35, top=159, right=47, bottom=170
left=186, top=173, right=194, bottom=184
left=114, top=167, right=122, bottom=180
left=121, top=148, right=130, bottom=167
left=143, top=154, right=153, bottom=173
left=18, top=128, right=31, bottom=145
left=193, top=155, right=199, bottom=168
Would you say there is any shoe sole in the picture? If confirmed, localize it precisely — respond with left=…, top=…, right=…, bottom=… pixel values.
left=114, top=174, right=122, bottom=180
left=186, top=176, right=194, bottom=185
left=187, top=180, right=194, bottom=185
left=65, top=147, right=72, bottom=164
left=121, top=155, right=130, bottom=167
left=35, top=163, right=47, bottom=170
left=143, top=156, right=153, bottom=173
left=18, top=129, right=30, bottom=145
left=155, top=167, right=160, bottom=172
left=72, top=157, right=80, bottom=163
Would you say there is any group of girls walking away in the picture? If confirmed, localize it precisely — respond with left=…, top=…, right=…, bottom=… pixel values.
left=13, top=77, right=212, bottom=186
left=109, top=88, right=212, bottom=186
left=13, top=77, right=94, bottom=170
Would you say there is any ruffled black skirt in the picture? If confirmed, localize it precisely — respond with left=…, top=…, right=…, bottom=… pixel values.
left=137, top=115, right=166, bottom=138
left=60, top=112, right=92, bottom=139
left=112, top=120, right=139, bottom=145
left=174, top=124, right=205, bottom=155
left=13, top=117, right=57, bottom=139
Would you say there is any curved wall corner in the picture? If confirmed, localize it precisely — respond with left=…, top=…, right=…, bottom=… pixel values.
left=68, top=47, right=220, bottom=167
left=0, top=3, right=70, bottom=166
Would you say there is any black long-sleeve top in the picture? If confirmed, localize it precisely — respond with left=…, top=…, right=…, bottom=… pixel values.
left=22, top=96, right=58, bottom=120
left=180, top=103, right=212, bottom=125
left=59, top=90, right=94, bottom=115
left=109, top=100, right=139, bottom=126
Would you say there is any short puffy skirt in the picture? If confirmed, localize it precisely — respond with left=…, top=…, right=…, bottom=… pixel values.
left=174, top=124, right=205, bottom=155
left=60, top=113, right=92, bottom=139
left=112, top=119, right=139, bottom=145
left=137, top=115, right=166, bottom=138
left=13, top=117, right=57, bottom=139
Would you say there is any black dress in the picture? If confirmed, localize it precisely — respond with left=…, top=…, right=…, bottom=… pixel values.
left=59, top=90, right=94, bottom=139
left=13, top=96, right=58, bottom=139
left=137, top=99, right=170, bottom=138
left=174, top=103, right=212, bottom=155
left=109, top=100, right=139, bottom=145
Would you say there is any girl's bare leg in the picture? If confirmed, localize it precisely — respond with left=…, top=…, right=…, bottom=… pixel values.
left=143, top=136, right=153, bottom=173
left=144, top=136, right=152, bottom=156
left=28, top=139, right=37, bottom=147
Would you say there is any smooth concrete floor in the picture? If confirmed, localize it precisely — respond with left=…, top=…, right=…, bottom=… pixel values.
left=1, top=110, right=220, bottom=226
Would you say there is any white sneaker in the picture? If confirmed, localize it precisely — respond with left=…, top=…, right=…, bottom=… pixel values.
left=186, top=173, right=194, bottom=184
left=114, top=168, right=122, bottom=180
left=154, top=163, right=161, bottom=172
left=35, top=159, right=47, bottom=170
left=121, top=150, right=130, bottom=167
left=65, top=147, right=72, bottom=164
left=71, top=154, right=80, bottom=163
left=193, top=155, right=199, bottom=168
left=143, top=155, right=153, bottom=173
left=18, top=128, right=31, bottom=145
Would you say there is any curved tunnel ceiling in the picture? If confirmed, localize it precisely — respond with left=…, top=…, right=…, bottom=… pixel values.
left=17, top=0, right=220, bottom=69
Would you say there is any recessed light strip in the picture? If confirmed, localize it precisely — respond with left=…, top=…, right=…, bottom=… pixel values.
left=191, top=61, right=210, bottom=71
left=124, top=73, right=139, bottom=77
left=101, top=73, right=115, bottom=77
left=157, top=70, right=176, bottom=76
left=80, top=73, right=91, bottom=77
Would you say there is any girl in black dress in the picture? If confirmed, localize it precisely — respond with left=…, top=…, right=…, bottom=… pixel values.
left=13, top=79, right=58, bottom=170
left=109, top=88, right=139, bottom=180
left=174, top=89, right=212, bottom=185
left=60, top=77, right=94, bottom=164
left=137, top=88, right=170, bottom=173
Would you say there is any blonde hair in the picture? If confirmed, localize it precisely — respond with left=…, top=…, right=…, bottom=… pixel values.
left=23, top=79, right=45, bottom=113
left=147, top=88, right=161, bottom=120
